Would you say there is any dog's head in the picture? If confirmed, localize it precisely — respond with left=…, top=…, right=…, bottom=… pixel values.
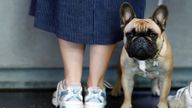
left=120, top=3, right=168, bottom=60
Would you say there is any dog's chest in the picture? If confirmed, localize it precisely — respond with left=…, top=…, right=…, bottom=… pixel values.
left=134, top=60, right=162, bottom=78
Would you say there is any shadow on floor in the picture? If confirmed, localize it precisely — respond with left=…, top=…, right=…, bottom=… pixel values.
left=0, top=89, right=176, bottom=108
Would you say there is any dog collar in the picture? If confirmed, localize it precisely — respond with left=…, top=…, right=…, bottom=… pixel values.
left=153, top=34, right=165, bottom=59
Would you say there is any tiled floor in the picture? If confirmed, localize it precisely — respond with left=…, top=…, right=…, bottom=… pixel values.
left=0, top=89, right=176, bottom=108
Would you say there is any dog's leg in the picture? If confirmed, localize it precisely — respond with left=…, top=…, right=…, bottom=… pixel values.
left=111, top=66, right=122, bottom=96
left=158, top=73, right=172, bottom=108
left=152, top=78, right=160, bottom=96
left=121, top=68, right=134, bottom=108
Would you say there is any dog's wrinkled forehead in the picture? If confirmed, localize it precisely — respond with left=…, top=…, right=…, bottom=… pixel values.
left=124, top=18, right=161, bottom=34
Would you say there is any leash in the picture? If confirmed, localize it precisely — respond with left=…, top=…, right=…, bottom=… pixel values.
left=158, top=0, right=164, bottom=6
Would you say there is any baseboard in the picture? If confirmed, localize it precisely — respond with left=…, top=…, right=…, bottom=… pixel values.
left=0, top=67, right=191, bottom=89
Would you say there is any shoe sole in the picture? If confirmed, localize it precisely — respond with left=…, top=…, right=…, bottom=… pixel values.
left=60, top=105, right=83, bottom=108
left=84, top=105, right=105, bottom=108
left=60, top=102, right=83, bottom=108
left=60, top=106, right=83, bottom=108
left=85, top=103, right=105, bottom=108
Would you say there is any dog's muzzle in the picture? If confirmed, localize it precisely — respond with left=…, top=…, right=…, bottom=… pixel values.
left=126, top=37, right=158, bottom=60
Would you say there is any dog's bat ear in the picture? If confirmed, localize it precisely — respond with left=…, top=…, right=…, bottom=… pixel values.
left=152, top=5, right=168, bottom=31
left=120, top=2, right=136, bottom=27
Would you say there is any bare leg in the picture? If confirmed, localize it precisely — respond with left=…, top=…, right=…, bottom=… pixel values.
left=87, top=44, right=116, bottom=89
left=58, top=39, right=85, bottom=86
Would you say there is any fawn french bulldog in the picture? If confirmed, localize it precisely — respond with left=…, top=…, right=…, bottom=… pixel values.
left=111, top=3, right=173, bottom=108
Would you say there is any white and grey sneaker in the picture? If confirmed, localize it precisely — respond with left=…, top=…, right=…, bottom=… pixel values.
left=168, top=82, right=192, bottom=108
left=52, top=81, right=83, bottom=108
left=84, top=87, right=106, bottom=108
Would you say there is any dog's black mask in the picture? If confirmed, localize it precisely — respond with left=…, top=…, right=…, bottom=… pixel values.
left=125, top=29, right=158, bottom=60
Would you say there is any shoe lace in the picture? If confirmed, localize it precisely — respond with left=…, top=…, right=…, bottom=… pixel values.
left=173, top=87, right=187, bottom=107
left=104, top=80, right=113, bottom=89
left=175, top=83, right=192, bottom=100
left=61, top=87, right=82, bottom=101
left=86, top=88, right=104, bottom=103
left=175, top=87, right=187, bottom=100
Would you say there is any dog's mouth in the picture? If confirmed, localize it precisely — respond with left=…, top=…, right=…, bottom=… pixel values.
left=128, top=49, right=157, bottom=60
left=134, top=48, right=154, bottom=60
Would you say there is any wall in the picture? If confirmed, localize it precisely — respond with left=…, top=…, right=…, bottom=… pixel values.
left=0, top=0, right=191, bottom=88
left=0, top=0, right=192, bottom=68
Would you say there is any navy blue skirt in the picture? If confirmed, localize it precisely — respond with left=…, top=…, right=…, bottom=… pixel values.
left=30, top=0, right=146, bottom=44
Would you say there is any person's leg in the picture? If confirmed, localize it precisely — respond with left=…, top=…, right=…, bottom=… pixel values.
left=84, top=44, right=116, bottom=108
left=58, top=39, right=85, bottom=86
left=52, top=39, right=85, bottom=108
left=87, top=44, right=116, bottom=89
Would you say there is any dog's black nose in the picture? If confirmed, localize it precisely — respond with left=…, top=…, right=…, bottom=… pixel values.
left=134, top=37, right=148, bottom=49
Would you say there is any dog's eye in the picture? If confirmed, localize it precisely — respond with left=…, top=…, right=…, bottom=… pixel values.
left=150, top=32, right=157, bottom=38
left=126, top=32, right=134, bottom=38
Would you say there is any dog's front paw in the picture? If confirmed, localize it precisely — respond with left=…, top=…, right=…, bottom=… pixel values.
left=152, top=79, right=160, bottom=96
left=152, top=84, right=160, bottom=96
left=157, top=102, right=168, bottom=108
left=121, top=103, right=132, bottom=108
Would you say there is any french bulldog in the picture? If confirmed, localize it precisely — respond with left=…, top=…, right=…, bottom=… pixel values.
left=111, top=3, right=173, bottom=108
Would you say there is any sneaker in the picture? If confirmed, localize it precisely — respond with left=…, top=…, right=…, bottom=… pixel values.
left=52, top=81, right=83, bottom=108
left=168, top=82, right=192, bottom=108
left=84, top=87, right=107, bottom=108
